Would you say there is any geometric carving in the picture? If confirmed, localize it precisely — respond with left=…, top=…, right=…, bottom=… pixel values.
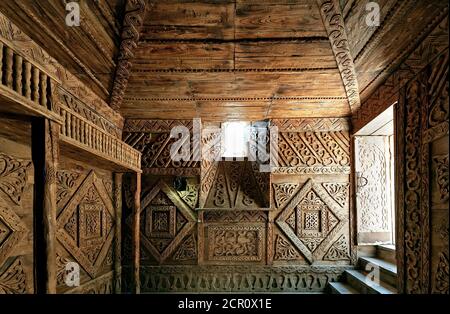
left=275, top=131, right=350, bottom=174
left=0, top=204, right=28, bottom=267
left=0, top=153, right=31, bottom=206
left=0, top=257, right=27, bottom=294
left=433, top=154, right=449, bottom=203
left=276, top=179, right=346, bottom=264
left=207, top=225, right=263, bottom=262
left=322, top=183, right=349, bottom=208
left=173, top=234, right=197, bottom=261
left=270, top=118, right=351, bottom=132
left=274, top=235, right=302, bottom=261
left=203, top=211, right=267, bottom=224
left=204, top=161, right=269, bottom=209
left=273, top=183, right=299, bottom=208
left=136, top=180, right=196, bottom=263
left=137, top=265, right=349, bottom=293
left=56, top=171, right=115, bottom=278
left=323, top=235, right=350, bottom=261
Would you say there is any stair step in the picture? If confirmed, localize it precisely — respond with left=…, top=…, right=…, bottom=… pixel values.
left=345, top=270, right=397, bottom=294
left=359, top=256, right=397, bottom=287
left=376, top=244, right=396, bottom=264
left=329, top=282, right=360, bottom=294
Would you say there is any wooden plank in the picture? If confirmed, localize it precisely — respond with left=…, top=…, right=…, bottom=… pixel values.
left=133, top=42, right=234, bottom=70
left=235, top=0, right=327, bottom=38
left=235, top=40, right=336, bottom=69
left=141, top=1, right=234, bottom=40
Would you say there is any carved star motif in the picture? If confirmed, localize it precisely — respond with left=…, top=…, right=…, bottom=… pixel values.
left=56, top=171, right=115, bottom=278
left=275, top=178, right=347, bottom=264
left=129, top=180, right=196, bottom=263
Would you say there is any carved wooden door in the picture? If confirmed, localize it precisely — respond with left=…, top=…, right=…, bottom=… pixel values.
left=354, top=135, right=394, bottom=245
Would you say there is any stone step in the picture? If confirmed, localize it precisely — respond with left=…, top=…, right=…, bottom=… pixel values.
left=376, top=244, right=396, bottom=264
left=345, top=270, right=397, bottom=294
left=329, top=282, right=360, bottom=294
left=359, top=256, right=397, bottom=288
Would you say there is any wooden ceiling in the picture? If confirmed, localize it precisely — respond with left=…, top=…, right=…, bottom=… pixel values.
left=0, top=0, right=447, bottom=122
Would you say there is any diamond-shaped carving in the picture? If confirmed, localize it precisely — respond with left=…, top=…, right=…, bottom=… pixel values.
left=132, top=180, right=196, bottom=263
left=0, top=204, right=28, bottom=267
left=57, top=171, right=115, bottom=278
left=276, top=179, right=346, bottom=263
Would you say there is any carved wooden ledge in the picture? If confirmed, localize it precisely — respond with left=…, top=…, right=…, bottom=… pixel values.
left=0, top=39, right=61, bottom=122
left=59, top=106, right=141, bottom=173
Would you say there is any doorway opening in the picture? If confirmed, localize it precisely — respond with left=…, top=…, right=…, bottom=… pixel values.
left=354, top=104, right=396, bottom=246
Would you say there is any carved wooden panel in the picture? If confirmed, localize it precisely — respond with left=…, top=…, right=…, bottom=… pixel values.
left=275, top=179, right=349, bottom=264
left=203, top=161, right=269, bottom=209
left=56, top=156, right=117, bottom=293
left=128, top=179, right=197, bottom=264
left=272, top=119, right=351, bottom=174
left=123, top=119, right=199, bottom=175
left=355, top=136, right=393, bottom=244
left=396, top=47, right=449, bottom=294
left=0, top=118, right=34, bottom=294
left=133, top=265, right=350, bottom=293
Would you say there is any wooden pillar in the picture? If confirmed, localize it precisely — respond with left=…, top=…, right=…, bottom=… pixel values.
left=113, top=173, right=123, bottom=294
left=32, top=118, right=59, bottom=294
left=132, top=172, right=141, bottom=294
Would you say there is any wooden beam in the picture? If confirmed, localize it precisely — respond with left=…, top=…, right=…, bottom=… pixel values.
left=32, top=118, right=59, bottom=294
left=110, top=0, right=147, bottom=111
left=113, top=173, right=123, bottom=294
left=316, top=0, right=361, bottom=114
left=132, top=172, right=141, bottom=294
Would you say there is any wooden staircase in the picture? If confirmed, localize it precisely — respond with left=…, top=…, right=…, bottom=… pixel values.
left=328, top=245, right=397, bottom=294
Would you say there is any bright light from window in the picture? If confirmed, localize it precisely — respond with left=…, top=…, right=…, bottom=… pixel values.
left=222, top=121, right=250, bottom=158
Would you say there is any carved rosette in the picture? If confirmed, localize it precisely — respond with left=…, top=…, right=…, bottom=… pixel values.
left=130, top=180, right=196, bottom=263
left=276, top=179, right=348, bottom=264
left=56, top=171, right=115, bottom=278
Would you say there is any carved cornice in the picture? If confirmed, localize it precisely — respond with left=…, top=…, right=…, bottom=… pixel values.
left=270, top=117, right=351, bottom=132
left=110, top=0, right=147, bottom=111
left=139, top=37, right=329, bottom=44
left=131, top=67, right=338, bottom=73
left=124, top=96, right=348, bottom=102
left=124, top=119, right=193, bottom=132
left=317, top=0, right=361, bottom=114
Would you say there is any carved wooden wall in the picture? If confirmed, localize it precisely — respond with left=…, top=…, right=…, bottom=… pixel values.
left=122, top=118, right=353, bottom=293
left=396, top=48, right=449, bottom=294
left=270, top=118, right=354, bottom=266
left=55, top=156, right=120, bottom=294
left=0, top=117, right=34, bottom=293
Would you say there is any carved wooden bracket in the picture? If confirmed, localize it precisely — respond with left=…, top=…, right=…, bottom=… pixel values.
left=110, top=0, right=147, bottom=111
left=316, top=0, right=361, bottom=114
